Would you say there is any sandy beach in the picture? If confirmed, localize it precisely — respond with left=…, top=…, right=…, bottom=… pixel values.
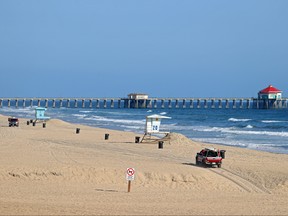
left=0, top=114, right=288, bottom=215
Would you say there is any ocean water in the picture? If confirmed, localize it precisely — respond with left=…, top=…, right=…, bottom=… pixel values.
left=1, top=104, right=288, bottom=154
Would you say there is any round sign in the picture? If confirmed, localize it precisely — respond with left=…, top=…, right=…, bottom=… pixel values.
left=127, top=168, right=135, bottom=176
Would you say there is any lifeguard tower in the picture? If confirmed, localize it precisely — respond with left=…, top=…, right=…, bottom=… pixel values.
left=141, top=114, right=171, bottom=143
left=34, top=107, right=50, bottom=122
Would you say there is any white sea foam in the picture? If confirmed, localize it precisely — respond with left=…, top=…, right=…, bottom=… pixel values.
left=228, top=118, right=251, bottom=122
left=84, top=115, right=145, bottom=125
left=245, top=125, right=253, bottom=129
left=147, top=110, right=152, bottom=113
left=194, top=126, right=288, bottom=137
left=160, top=112, right=167, bottom=115
left=79, top=110, right=93, bottom=113
left=72, top=114, right=87, bottom=118
left=261, top=120, right=285, bottom=123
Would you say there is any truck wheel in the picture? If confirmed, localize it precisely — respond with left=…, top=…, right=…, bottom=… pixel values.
left=217, top=164, right=222, bottom=168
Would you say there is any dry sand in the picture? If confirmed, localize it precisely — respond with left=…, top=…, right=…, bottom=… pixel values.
left=0, top=114, right=288, bottom=215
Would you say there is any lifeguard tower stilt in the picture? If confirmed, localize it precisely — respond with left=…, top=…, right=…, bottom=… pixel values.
left=140, top=114, right=171, bottom=143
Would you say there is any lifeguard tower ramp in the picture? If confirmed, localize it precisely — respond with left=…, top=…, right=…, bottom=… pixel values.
left=34, top=107, right=50, bottom=122
left=141, top=114, right=171, bottom=143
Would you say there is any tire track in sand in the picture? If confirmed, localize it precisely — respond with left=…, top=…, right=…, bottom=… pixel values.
left=209, top=168, right=271, bottom=194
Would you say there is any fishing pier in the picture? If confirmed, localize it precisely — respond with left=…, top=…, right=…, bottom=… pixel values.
left=0, top=97, right=287, bottom=109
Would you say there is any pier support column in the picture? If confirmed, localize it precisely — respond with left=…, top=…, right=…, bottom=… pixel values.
left=89, top=99, right=93, bottom=108
left=197, top=99, right=201, bottom=108
left=141, top=99, right=147, bottom=108
left=134, top=100, right=139, bottom=108
left=45, top=99, right=48, bottom=108
left=37, top=99, right=41, bottom=107
left=0, top=99, right=2, bottom=108
left=239, top=99, right=243, bottom=109
left=175, top=99, right=179, bottom=108
left=104, top=99, right=107, bottom=108
left=225, top=100, right=229, bottom=108
left=153, top=100, right=157, bottom=108
left=246, top=99, right=250, bottom=109
left=60, top=99, right=63, bottom=108
left=52, top=99, right=56, bottom=108
left=283, top=100, right=287, bottom=108
left=144, top=100, right=149, bottom=108
left=74, top=99, right=78, bottom=108
left=168, top=100, right=172, bottom=109
left=204, top=99, right=207, bottom=108
left=189, top=100, right=193, bottom=108
left=30, top=99, right=33, bottom=107
left=15, top=99, right=18, bottom=108
left=211, top=99, right=215, bottom=108
left=8, top=99, right=11, bottom=107
left=218, top=100, right=222, bottom=108
left=161, top=99, right=165, bottom=108
left=232, top=99, right=236, bottom=109
left=182, top=99, right=186, bottom=108
left=96, top=99, right=100, bottom=108
left=22, top=99, right=26, bottom=108
left=67, top=99, right=70, bottom=108
left=111, top=99, right=114, bottom=108
left=118, top=100, right=121, bottom=108
left=82, top=99, right=85, bottom=108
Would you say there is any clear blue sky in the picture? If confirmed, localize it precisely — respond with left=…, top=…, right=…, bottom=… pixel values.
left=0, top=0, right=287, bottom=98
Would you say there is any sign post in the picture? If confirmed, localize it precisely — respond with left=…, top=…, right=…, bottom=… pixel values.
left=126, top=168, right=135, bottom=193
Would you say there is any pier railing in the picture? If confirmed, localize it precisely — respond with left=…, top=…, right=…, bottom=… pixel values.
left=0, top=97, right=287, bottom=109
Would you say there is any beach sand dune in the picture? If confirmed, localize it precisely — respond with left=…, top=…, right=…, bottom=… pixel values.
left=0, top=114, right=288, bottom=215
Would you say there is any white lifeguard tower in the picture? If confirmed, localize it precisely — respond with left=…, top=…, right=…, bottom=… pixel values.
left=141, top=114, right=171, bottom=143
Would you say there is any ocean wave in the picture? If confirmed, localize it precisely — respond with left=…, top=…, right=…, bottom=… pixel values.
left=79, top=110, right=93, bottom=113
left=261, top=120, right=286, bottom=123
left=194, top=126, right=288, bottom=137
left=194, top=137, right=288, bottom=153
left=84, top=115, right=145, bottom=125
left=72, top=114, right=87, bottom=118
left=0, top=107, right=35, bottom=117
left=228, top=118, right=251, bottom=122
left=245, top=125, right=253, bottom=129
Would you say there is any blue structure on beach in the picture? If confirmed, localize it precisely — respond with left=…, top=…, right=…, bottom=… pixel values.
left=35, top=107, right=50, bottom=122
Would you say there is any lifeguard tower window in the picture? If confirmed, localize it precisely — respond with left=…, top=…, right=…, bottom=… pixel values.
left=141, top=114, right=171, bottom=143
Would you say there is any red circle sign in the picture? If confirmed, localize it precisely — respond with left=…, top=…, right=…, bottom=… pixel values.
left=127, top=168, right=135, bottom=176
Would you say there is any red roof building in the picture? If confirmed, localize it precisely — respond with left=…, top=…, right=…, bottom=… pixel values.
left=258, top=85, right=282, bottom=100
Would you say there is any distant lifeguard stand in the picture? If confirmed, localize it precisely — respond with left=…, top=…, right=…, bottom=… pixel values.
left=35, top=107, right=50, bottom=122
left=141, top=114, right=171, bottom=143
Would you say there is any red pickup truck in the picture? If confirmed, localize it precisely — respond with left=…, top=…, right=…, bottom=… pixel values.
left=196, top=147, right=226, bottom=168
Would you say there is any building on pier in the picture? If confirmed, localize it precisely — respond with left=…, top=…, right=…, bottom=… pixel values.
left=255, top=85, right=283, bottom=109
left=124, top=93, right=149, bottom=108
left=258, top=85, right=282, bottom=100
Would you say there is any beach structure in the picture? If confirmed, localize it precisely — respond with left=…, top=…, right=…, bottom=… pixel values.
left=254, top=85, right=283, bottom=109
left=123, top=93, right=149, bottom=108
left=258, top=85, right=282, bottom=100
left=35, top=107, right=50, bottom=122
left=140, top=114, right=171, bottom=143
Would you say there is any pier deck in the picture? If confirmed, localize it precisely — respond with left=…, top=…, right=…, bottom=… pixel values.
left=0, top=97, right=287, bottom=109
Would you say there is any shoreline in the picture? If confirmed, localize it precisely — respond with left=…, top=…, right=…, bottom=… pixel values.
left=1, top=106, right=288, bottom=155
left=1, top=114, right=288, bottom=215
